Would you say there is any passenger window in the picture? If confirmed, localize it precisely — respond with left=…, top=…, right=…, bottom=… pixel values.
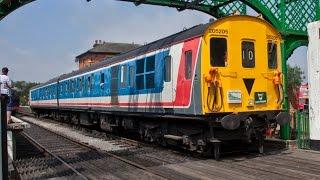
left=135, top=56, right=156, bottom=90
left=111, top=66, right=119, bottom=79
left=136, top=75, right=144, bottom=90
left=68, top=81, right=71, bottom=92
left=100, top=73, right=105, bottom=89
left=91, top=74, right=94, bottom=89
left=210, top=38, right=227, bottom=67
left=146, top=56, right=155, bottom=72
left=79, top=78, right=82, bottom=91
left=136, top=59, right=145, bottom=74
left=129, top=66, right=135, bottom=87
left=73, top=80, right=76, bottom=92
left=145, top=56, right=155, bottom=89
left=121, top=65, right=128, bottom=88
left=146, top=73, right=155, bottom=89
left=87, top=76, right=91, bottom=90
left=242, top=41, right=255, bottom=68
left=268, top=42, right=277, bottom=69
left=100, top=73, right=105, bottom=84
left=185, top=51, right=192, bottom=79
left=70, top=80, right=73, bottom=92
left=164, top=56, right=172, bottom=82
left=136, top=59, right=145, bottom=90
left=60, top=84, right=63, bottom=95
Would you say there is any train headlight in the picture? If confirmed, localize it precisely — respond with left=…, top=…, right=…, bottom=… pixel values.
left=227, top=90, right=242, bottom=104
left=248, top=99, right=254, bottom=107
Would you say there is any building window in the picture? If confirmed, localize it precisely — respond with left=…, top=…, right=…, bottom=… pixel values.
left=242, top=41, right=255, bottom=68
left=164, top=56, right=172, bottom=82
left=121, top=65, right=128, bottom=88
left=268, top=42, right=277, bottom=69
left=210, top=38, right=227, bottom=67
left=185, top=51, right=192, bottom=79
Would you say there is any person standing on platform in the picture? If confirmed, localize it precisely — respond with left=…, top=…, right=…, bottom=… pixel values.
left=0, top=67, right=13, bottom=123
left=6, top=90, right=15, bottom=124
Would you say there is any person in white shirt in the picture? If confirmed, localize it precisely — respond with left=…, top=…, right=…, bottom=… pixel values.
left=0, top=67, right=13, bottom=123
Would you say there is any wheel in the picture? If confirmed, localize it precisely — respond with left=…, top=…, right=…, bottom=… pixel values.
left=258, top=141, right=264, bottom=154
left=213, top=143, right=221, bottom=160
left=255, top=138, right=264, bottom=154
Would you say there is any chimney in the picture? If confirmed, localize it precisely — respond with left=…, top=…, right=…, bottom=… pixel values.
left=93, top=40, right=99, bottom=47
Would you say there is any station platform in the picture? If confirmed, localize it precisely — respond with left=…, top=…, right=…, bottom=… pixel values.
left=7, top=116, right=30, bottom=179
left=265, top=138, right=297, bottom=149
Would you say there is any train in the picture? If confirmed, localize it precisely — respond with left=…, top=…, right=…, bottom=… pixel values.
left=29, top=15, right=290, bottom=159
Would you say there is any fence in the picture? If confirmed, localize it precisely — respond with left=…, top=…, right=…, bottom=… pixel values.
left=295, top=110, right=310, bottom=149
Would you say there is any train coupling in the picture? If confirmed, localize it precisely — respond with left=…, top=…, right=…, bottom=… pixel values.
left=276, top=112, right=291, bottom=125
left=221, top=114, right=241, bottom=130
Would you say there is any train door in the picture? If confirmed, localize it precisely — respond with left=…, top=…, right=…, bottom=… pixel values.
left=179, top=48, right=193, bottom=108
left=163, top=54, right=173, bottom=106
left=110, top=66, right=119, bottom=106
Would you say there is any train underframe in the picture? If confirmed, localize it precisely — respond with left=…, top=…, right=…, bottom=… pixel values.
left=32, top=107, right=282, bottom=159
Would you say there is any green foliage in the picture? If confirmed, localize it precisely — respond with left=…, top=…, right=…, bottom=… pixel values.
left=287, top=65, right=305, bottom=89
left=287, top=65, right=305, bottom=109
left=13, top=81, right=40, bottom=106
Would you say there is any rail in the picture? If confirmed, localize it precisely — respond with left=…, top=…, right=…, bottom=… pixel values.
left=20, top=131, right=88, bottom=180
left=18, top=115, right=172, bottom=179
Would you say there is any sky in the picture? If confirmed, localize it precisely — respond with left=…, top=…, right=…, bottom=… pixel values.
left=0, top=0, right=308, bottom=83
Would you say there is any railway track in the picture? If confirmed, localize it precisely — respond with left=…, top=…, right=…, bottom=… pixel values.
left=14, top=112, right=320, bottom=179
left=18, top=131, right=88, bottom=180
left=14, top=115, right=200, bottom=179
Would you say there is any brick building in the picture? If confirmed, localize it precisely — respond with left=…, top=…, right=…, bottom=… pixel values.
left=75, top=40, right=140, bottom=69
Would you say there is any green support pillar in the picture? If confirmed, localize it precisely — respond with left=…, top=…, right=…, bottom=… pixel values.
left=280, top=42, right=291, bottom=140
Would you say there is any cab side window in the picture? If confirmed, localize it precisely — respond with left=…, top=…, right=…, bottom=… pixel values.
left=242, top=41, right=255, bottom=68
left=268, top=42, right=278, bottom=69
left=185, top=51, right=192, bottom=80
left=210, top=38, right=227, bottom=67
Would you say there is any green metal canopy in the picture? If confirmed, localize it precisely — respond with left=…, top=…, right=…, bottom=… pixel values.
left=0, top=0, right=34, bottom=20
left=1, top=0, right=319, bottom=56
left=119, top=0, right=319, bottom=58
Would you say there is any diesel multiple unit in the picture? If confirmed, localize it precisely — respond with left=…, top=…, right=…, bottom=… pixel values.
left=30, top=15, right=290, bottom=159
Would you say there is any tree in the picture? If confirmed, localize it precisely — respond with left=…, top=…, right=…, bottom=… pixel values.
left=286, top=65, right=305, bottom=109
left=13, top=81, right=40, bottom=106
